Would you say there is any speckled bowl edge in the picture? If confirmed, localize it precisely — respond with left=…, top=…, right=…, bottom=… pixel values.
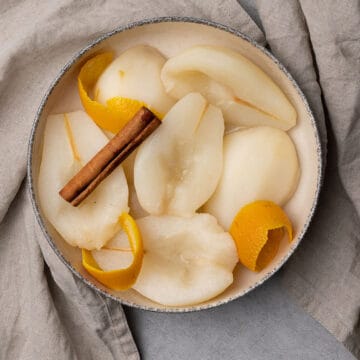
left=27, top=16, right=323, bottom=313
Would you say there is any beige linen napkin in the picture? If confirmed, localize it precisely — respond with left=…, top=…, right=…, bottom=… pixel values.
left=255, top=0, right=360, bottom=357
left=0, top=1, right=263, bottom=359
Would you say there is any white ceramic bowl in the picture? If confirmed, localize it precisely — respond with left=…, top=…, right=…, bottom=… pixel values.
left=28, top=17, right=322, bottom=312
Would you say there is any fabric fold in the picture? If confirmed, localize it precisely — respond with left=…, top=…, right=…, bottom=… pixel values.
left=2, top=0, right=359, bottom=358
left=256, top=0, right=360, bottom=357
left=0, top=1, right=264, bottom=359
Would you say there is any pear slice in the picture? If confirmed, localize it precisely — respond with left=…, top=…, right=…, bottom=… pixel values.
left=38, top=110, right=129, bottom=250
left=92, top=228, right=134, bottom=270
left=93, top=214, right=238, bottom=306
left=203, top=126, right=300, bottom=230
left=122, top=151, right=148, bottom=219
left=95, top=45, right=175, bottom=115
left=134, top=92, right=224, bottom=216
left=161, top=45, right=296, bottom=130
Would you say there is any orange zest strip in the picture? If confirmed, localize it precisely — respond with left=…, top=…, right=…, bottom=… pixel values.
left=230, top=200, right=293, bottom=272
left=102, top=246, right=133, bottom=252
left=82, top=213, right=143, bottom=290
left=78, top=52, right=162, bottom=133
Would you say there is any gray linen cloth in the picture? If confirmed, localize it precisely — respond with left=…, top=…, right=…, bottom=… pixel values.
left=255, top=0, right=360, bottom=357
left=0, top=1, right=263, bottom=359
left=1, top=0, right=359, bottom=358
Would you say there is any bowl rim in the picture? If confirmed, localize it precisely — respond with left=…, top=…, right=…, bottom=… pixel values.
left=27, top=16, right=323, bottom=313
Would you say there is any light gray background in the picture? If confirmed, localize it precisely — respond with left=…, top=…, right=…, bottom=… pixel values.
left=125, top=277, right=354, bottom=359
left=124, top=2, right=355, bottom=359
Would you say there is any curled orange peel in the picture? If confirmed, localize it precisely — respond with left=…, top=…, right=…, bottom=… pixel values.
left=229, top=200, right=293, bottom=272
left=82, top=213, right=143, bottom=290
left=78, top=52, right=162, bottom=133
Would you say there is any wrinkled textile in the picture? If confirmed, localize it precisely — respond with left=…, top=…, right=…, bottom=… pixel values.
left=0, top=1, right=263, bottom=359
left=1, top=0, right=360, bottom=359
left=255, top=0, right=360, bottom=357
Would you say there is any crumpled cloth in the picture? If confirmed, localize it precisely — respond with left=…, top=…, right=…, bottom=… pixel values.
left=1, top=0, right=359, bottom=359
left=0, top=1, right=263, bottom=359
left=255, top=1, right=360, bottom=357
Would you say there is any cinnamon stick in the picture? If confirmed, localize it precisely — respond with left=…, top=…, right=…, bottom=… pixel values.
left=59, top=107, right=161, bottom=206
